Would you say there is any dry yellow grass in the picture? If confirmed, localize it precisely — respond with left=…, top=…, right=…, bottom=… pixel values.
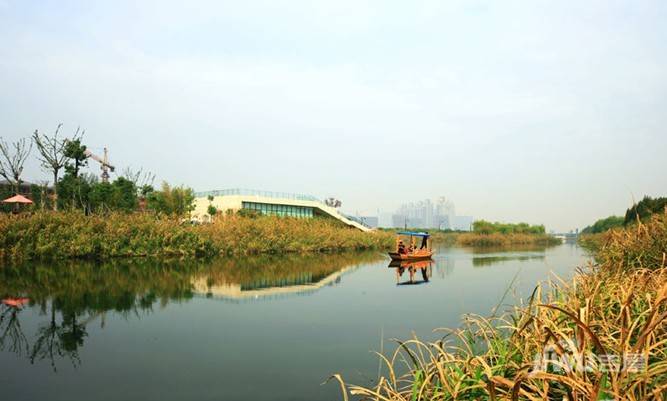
left=456, top=232, right=561, bottom=247
left=0, top=211, right=393, bottom=259
left=335, top=212, right=667, bottom=400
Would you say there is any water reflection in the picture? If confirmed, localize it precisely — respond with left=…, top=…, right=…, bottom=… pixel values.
left=193, top=252, right=380, bottom=301
left=0, top=245, right=590, bottom=401
left=0, top=251, right=383, bottom=370
left=471, top=253, right=545, bottom=267
left=0, top=299, right=30, bottom=357
left=388, top=260, right=433, bottom=285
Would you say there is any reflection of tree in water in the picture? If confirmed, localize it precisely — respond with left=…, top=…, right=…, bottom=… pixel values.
left=58, top=310, right=87, bottom=361
left=0, top=258, right=201, bottom=371
left=0, top=304, right=30, bottom=357
left=29, top=304, right=87, bottom=371
left=0, top=251, right=383, bottom=369
left=471, top=254, right=545, bottom=267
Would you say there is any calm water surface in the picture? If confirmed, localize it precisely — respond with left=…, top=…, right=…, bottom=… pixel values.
left=0, top=243, right=588, bottom=401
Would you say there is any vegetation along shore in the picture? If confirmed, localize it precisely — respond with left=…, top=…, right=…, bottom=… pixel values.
left=0, top=212, right=393, bottom=260
left=335, top=210, right=667, bottom=400
left=0, top=132, right=392, bottom=260
left=384, top=220, right=561, bottom=247
left=578, top=196, right=667, bottom=251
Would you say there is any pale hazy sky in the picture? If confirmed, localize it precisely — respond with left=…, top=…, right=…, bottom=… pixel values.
left=1, top=1, right=666, bottom=231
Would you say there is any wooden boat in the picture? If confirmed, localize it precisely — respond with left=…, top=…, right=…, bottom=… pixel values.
left=388, top=259, right=433, bottom=269
left=388, top=249, right=433, bottom=261
left=388, top=231, right=434, bottom=261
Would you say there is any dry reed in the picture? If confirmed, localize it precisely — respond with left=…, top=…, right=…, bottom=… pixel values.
left=335, top=211, right=667, bottom=400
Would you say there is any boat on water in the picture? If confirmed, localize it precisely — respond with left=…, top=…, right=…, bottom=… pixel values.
left=388, top=231, right=434, bottom=261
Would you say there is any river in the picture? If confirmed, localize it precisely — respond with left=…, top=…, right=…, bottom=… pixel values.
left=0, top=243, right=589, bottom=401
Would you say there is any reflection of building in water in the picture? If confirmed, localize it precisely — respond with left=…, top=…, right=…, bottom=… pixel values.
left=191, top=263, right=362, bottom=302
left=433, top=256, right=456, bottom=278
left=390, top=197, right=472, bottom=230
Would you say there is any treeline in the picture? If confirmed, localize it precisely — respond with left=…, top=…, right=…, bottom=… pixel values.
left=580, top=215, right=624, bottom=234
left=582, top=195, right=667, bottom=234
left=0, top=125, right=195, bottom=216
left=471, top=220, right=545, bottom=235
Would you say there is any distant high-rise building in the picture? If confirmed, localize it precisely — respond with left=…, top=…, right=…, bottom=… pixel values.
left=391, top=197, right=472, bottom=230
left=435, top=197, right=455, bottom=229
left=378, top=212, right=393, bottom=228
left=451, top=216, right=473, bottom=231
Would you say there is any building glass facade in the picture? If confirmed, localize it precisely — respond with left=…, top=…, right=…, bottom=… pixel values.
left=242, top=201, right=314, bottom=218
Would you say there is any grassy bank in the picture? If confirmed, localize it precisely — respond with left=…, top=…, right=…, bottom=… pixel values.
left=336, top=212, right=667, bottom=400
left=0, top=212, right=393, bottom=260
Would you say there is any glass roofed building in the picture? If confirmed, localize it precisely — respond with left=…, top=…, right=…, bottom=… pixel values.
left=192, top=188, right=370, bottom=231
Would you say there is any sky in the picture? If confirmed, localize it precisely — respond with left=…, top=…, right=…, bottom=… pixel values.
left=1, top=0, right=666, bottom=231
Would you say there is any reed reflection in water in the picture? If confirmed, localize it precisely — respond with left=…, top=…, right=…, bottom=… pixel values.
left=0, top=243, right=588, bottom=401
left=0, top=251, right=383, bottom=370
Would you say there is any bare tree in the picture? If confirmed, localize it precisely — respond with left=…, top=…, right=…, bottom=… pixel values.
left=0, top=137, right=33, bottom=196
left=32, top=124, right=81, bottom=210
left=122, top=167, right=156, bottom=195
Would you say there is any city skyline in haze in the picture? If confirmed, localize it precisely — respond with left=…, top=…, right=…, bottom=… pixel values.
left=1, top=1, right=666, bottom=232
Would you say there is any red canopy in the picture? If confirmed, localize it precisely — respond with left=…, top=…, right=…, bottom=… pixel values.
left=2, top=194, right=33, bottom=204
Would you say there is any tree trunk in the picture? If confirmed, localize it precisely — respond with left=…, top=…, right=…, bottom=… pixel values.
left=12, top=176, right=19, bottom=213
left=52, top=171, right=59, bottom=211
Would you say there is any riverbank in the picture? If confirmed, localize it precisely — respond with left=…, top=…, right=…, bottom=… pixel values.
left=338, top=211, right=667, bottom=400
left=0, top=212, right=393, bottom=260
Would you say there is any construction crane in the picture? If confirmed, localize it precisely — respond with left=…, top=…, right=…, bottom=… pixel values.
left=84, top=148, right=115, bottom=183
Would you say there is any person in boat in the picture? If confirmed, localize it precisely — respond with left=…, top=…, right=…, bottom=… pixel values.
left=420, top=235, right=428, bottom=249
left=397, top=240, right=406, bottom=254
left=407, top=244, right=414, bottom=253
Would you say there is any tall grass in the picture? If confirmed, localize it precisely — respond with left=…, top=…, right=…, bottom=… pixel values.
left=197, top=214, right=393, bottom=255
left=382, top=229, right=561, bottom=247
left=0, top=212, right=214, bottom=259
left=0, top=212, right=393, bottom=260
left=335, top=211, right=667, bottom=400
left=456, top=232, right=561, bottom=247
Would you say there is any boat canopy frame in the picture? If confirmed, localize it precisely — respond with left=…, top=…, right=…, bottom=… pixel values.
left=396, top=231, right=430, bottom=238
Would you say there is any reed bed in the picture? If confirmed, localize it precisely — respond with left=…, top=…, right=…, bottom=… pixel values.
left=197, top=214, right=393, bottom=255
left=456, top=232, right=561, bottom=247
left=0, top=212, right=214, bottom=259
left=335, top=212, right=667, bottom=400
left=0, top=212, right=393, bottom=260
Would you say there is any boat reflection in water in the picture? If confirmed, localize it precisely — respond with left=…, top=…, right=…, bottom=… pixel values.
left=388, top=259, right=433, bottom=285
